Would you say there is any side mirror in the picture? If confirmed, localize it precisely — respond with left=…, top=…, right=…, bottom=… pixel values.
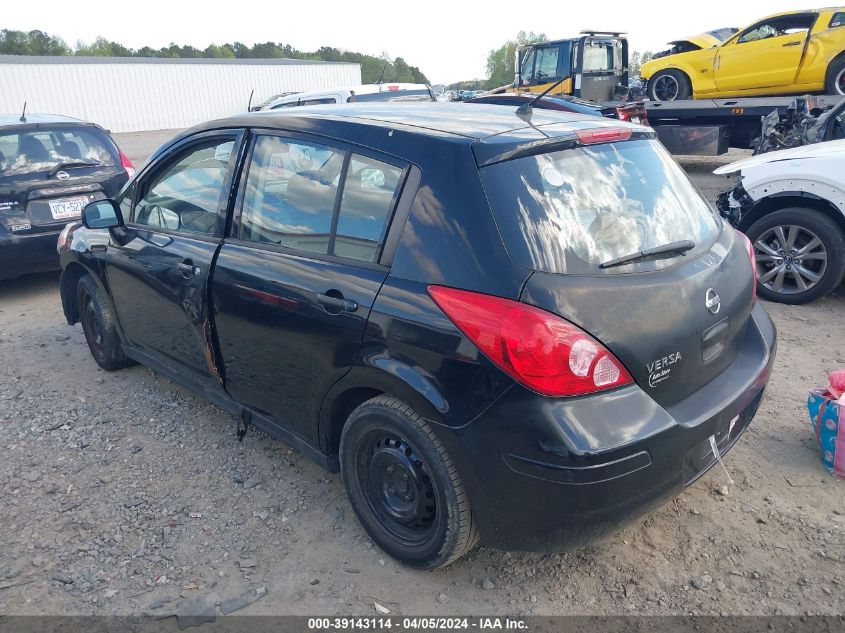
left=82, top=199, right=123, bottom=230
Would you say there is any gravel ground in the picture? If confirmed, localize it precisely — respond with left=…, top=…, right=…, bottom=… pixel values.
left=0, top=139, right=843, bottom=618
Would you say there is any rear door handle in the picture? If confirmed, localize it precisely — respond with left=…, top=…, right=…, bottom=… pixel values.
left=782, top=41, right=802, bottom=47
left=177, top=260, right=200, bottom=278
left=317, top=293, right=358, bottom=313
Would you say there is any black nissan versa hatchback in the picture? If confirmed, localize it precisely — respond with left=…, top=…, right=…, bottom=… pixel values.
left=58, top=103, right=776, bottom=568
left=0, top=113, right=134, bottom=280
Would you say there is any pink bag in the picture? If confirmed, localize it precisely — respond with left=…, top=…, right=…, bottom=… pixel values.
left=807, top=388, right=845, bottom=477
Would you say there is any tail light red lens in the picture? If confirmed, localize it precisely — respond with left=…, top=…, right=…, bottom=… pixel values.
left=735, top=230, right=757, bottom=302
left=119, top=149, right=136, bottom=178
left=428, top=286, right=633, bottom=397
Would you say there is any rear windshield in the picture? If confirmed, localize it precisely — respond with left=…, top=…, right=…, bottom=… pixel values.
left=350, top=89, right=433, bottom=103
left=480, top=139, right=719, bottom=274
left=0, top=126, right=117, bottom=177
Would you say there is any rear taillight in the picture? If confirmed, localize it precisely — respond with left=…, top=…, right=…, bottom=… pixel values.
left=576, top=127, right=632, bottom=145
left=428, top=286, right=633, bottom=397
left=119, top=149, right=136, bottom=178
left=735, top=230, right=757, bottom=302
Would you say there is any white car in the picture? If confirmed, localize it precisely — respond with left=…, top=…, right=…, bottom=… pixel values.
left=715, top=140, right=845, bottom=304
left=259, top=84, right=437, bottom=110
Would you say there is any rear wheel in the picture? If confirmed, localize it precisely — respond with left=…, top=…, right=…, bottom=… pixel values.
left=77, top=274, right=134, bottom=370
left=647, top=69, right=691, bottom=101
left=825, top=57, right=845, bottom=96
left=339, top=396, right=478, bottom=569
left=745, top=208, right=845, bottom=304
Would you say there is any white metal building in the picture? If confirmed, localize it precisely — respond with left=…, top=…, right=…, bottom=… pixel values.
left=0, top=56, right=361, bottom=133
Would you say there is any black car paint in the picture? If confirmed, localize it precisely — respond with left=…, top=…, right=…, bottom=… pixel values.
left=59, top=104, right=776, bottom=551
left=0, top=116, right=129, bottom=280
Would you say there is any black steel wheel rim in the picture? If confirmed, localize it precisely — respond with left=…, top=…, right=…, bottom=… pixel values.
left=355, top=431, right=438, bottom=547
left=754, top=224, right=828, bottom=295
left=83, top=293, right=105, bottom=354
left=654, top=75, right=679, bottom=101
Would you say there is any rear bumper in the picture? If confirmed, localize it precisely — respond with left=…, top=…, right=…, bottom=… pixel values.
left=0, top=230, right=62, bottom=280
left=438, top=301, right=777, bottom=551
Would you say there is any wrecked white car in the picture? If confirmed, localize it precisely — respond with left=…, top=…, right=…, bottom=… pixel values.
left=716, top=140, right=845, bottom=304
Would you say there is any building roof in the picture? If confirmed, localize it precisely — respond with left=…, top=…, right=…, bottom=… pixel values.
left=0, top=55, right=356, bottom=66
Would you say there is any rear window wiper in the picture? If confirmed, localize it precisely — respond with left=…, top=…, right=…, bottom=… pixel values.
left=600, top=240, right=696, bottom=269
left=49, top=161, right=103, bottom=177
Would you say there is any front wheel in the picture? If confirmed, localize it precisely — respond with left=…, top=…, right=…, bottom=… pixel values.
left=77, top=274, right=134, bottom=370
left=339, top=396, right=478, bottom=569
left=745, top=208, right=845, bottom=304
left=647, top=69, right=691, bottom=101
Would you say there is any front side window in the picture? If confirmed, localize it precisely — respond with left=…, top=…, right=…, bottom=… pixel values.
left=534, top=46, right=560, bottom=83
left=131, top=139, right=234, bottom=235
left=737, top=15, right=815, bottom=43
left=239, top=135, right=404, bottom=262
left=0, top=126, right=116, bottom=177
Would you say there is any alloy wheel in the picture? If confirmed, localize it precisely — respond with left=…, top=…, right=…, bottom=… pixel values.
left=753, top=224, right=828, bottom=295
left=836, top=67, right=845, bottom=95
left=653, top=75, right=680, bottom=101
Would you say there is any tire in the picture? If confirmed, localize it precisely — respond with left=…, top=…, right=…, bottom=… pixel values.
left=339, top=396, right=478, bottom=569
left=647, top=69, right=691, bottom=101
left=745, top=207, right=845, bottom=305
left=825, top=57, right=845, bottom=96
left=76, top=274, right=134, bottom=370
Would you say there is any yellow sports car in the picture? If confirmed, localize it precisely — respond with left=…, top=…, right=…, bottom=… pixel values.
left=642, top=8, right=845, bottom=100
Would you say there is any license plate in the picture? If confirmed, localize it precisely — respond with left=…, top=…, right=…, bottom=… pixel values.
left=48, top=196, right=89, bottom=220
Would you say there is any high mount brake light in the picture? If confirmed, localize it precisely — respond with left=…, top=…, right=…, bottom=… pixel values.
left=735, top=230, right=757, bottom=302
left=427, top=286, right=634, bottom=397
left=575, top=128, right=632, bottom=145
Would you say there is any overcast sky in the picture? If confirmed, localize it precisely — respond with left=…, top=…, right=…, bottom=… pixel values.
left=3, top=0, right=826, bottom=83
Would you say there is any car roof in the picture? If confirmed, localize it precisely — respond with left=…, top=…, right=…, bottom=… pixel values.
left=206, top=103, right=607, bottom=141
left=265, top=84, right=430, bottom=105
left=0, top=113, right=92, bottom=128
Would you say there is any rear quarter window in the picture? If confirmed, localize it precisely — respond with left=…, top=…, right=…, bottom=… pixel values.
left=830, top=12, right=845, bottom=27
left=479, top=139, right=720, bottom=274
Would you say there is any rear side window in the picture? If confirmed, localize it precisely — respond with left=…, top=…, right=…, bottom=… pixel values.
left=239, top=135, right=405, bottom=263
left=480, top=139, right=719, bottom=274
left=831, top=12, right=845, bottom=27
left=335, top=156, right=403, bottom=262
left=0, top=126, right=116, bottom=177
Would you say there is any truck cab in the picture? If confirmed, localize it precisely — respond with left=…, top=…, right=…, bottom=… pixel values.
left=510, top=32, right=629, bottom=102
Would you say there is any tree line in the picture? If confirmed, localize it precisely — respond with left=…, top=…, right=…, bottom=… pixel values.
left=0, top=29, right=429, bottom=85
left=448, top=31, right=654, bottom=91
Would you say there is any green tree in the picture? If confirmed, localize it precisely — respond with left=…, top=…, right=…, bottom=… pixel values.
left=0, top=29, right=69, bottom=55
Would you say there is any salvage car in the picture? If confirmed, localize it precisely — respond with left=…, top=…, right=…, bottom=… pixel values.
left=716, top=140, right=845, bottom=304
left=642, top=8, right=845, bottom=101
left=58, top=104, right=775, bottom=568
left=755, top=95, right=845, bottom=154
left=0, top=113, right=134, bottom=280
left=466, top=93, right=648, bottom=123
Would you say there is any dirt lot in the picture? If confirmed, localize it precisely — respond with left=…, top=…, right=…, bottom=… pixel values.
left=0, top=137, right=843, bottom=619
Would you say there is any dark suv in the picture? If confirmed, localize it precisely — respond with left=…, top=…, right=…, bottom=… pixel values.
left=58, top=103, right=776, bottom=568
left=1, top=114, right=134, bottom=280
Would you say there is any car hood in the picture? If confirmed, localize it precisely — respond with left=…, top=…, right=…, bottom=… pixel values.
left=668, top=33, right=724, bottom=49
left=714, top=139, right=845, bottom=175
